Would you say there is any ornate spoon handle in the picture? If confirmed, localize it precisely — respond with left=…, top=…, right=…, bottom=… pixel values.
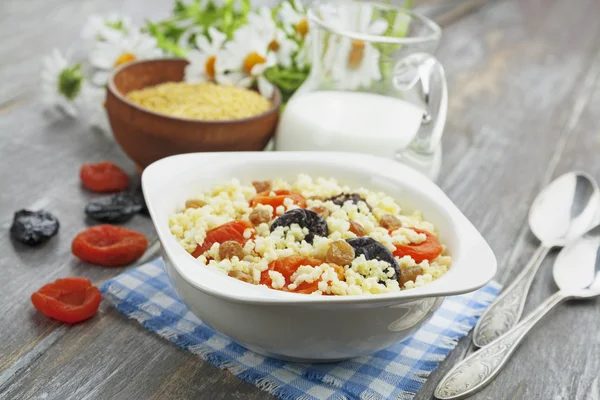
left=472, top=245, right=551, bottom=347
left=435, top=291, right=569, bottom=400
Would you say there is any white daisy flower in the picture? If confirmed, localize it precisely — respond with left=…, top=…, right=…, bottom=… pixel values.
left=184, top=27, right=227, bottom=83
left=217, top=30, right=276, bottom=98
left=81, top=14, right=133, bottom=49
left=244, top=6, right=298, bottom=68
left=89, top=29, right=163, bottom=86
left=80, top=86, right=111, bottom=136
left=279, top=0, right=309, bottom=40
left=324, top=4, right=388, bottom=90
left=41, top=49, right=86, bottom=118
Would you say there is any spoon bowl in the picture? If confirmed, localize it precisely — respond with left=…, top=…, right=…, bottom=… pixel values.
left=529, top=171, right=600, bottom=247
left=553, top=223, right=600, bottom=297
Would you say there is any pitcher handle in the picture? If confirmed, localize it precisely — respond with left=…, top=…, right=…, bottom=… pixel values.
left=393, top=53, right=448, bottom=175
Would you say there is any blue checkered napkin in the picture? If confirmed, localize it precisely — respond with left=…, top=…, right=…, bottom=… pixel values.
left=100, top=258, right=501, bottom=400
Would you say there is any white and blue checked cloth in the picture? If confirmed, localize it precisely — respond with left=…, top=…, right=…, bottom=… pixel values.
left=100, top=258, right=501, bottom=400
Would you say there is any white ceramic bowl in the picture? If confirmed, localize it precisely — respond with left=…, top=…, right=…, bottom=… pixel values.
left=142, top=152, right=497, bottom=362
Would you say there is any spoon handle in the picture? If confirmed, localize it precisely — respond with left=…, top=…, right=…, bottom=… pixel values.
left=435, top=291, right=569, bottom=400
left=472, top=245, right=551, bottom=347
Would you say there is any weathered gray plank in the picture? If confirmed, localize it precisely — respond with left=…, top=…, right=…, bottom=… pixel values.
left=1, top=0, right=600, bottom=399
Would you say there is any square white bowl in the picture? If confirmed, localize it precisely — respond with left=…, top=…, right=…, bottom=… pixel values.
left=143, top=152, right=496, bottom=361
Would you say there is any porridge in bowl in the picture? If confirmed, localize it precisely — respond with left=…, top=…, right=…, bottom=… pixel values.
left=169, top=175, right=451, bottom=295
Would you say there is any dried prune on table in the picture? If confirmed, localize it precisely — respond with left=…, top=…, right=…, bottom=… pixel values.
left=327, top=193, right=371, bottom=210
left=270, top=208, right=328, bottom=244
left=346, top=237, right=400, bottom=281
left=85, top=192, right=143, bottom=223
left=10, top=209, right=60, bottom=246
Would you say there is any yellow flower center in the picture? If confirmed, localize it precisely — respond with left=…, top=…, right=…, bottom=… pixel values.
left=205, top=55, right=216, bottom=79
left=114, top=52, right=136, bottom=67
left=268, top=40, right=280, bottom=52
left=348, top=40, right=365, bottom=69
left=296, top=19, right=309, bottom=38
left=243, top=52, right=266, bottom=74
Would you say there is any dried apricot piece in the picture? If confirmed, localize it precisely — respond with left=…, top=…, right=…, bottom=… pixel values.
left=250, top=190, right=307, bottom=211
left=72, top=225, right=148, bottom=267
left=392, top=228, right=443, bottom=263
left=31, top=277, right=102, bottom=324
left=260, top=255, right=324, bottom=294
left=192, top=220, right=252, bottom=258
left=80, top=162, right=130, bottom=193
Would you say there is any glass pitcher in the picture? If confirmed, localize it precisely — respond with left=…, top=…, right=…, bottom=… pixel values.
left=274, top=0, right=447, bottom=180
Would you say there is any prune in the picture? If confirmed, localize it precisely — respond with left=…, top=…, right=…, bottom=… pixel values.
left=346, top=237, right=400, bottom=281
left=270, top=208, right=328, bottom=244
left=11, top=209, right=60, bottom=246
left=327, top=193, right=371, bottom=210
left=85, top=192, right=143, bottom=223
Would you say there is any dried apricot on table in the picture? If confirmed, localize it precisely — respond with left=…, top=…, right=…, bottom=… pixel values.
left=10, top=209, right=59, bottom=246
left=192, top=220, right=252, bottom=258
left=31, top=277, right=102, bottom=324
left=72, top=225, right=148, bottom=267
left=392, top=228, right=443, bottom=263
left=250, top=190, right=307, bottom=211
left=260, top=255, right=324, bottom=294
left=80, top=162, right=130, bottom=193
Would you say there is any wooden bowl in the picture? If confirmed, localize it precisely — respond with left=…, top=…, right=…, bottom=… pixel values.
left=106, top=58, right=281, bottom=169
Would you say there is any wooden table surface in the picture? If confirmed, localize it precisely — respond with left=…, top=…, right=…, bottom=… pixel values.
left=1, top=0, right=600, bottom=399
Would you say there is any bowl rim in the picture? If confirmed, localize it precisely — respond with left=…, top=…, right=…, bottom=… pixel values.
left=107, top=58, right=282, bottom=124
left=142, top=152, right=498, bottom=305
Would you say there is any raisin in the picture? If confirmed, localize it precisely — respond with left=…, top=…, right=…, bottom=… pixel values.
left=249, top=208, right=271, bottom=226
left=380, top=214, right=402, bottom=230
left=326, top=240, right=355, bottom=266
left=10, top=209, right=59, bottom=246
left=349, top=220, right=366, bottom=236
left=252, top=180, right=272, bottom=193
left=185, top=199, right=207, bottom=209
left=270, top=208, right=328, bottom=244
left=85, top=192, right=143, bottom=223
left=346, top=237, right=400, bottom=281
left=219, top=240, right=245, bottom=260
left=309, top=205, right=331, bottom=218
left=309, top=196, right=325, bottom=201
left=327, top=193, right=371, bottom=210
left=400, top=266, right=424, bottom=286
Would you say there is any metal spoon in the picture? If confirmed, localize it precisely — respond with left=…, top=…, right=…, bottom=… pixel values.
left=435, top=223, right=600, bottom=399
left=472, top=171, right=600, bottom=347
